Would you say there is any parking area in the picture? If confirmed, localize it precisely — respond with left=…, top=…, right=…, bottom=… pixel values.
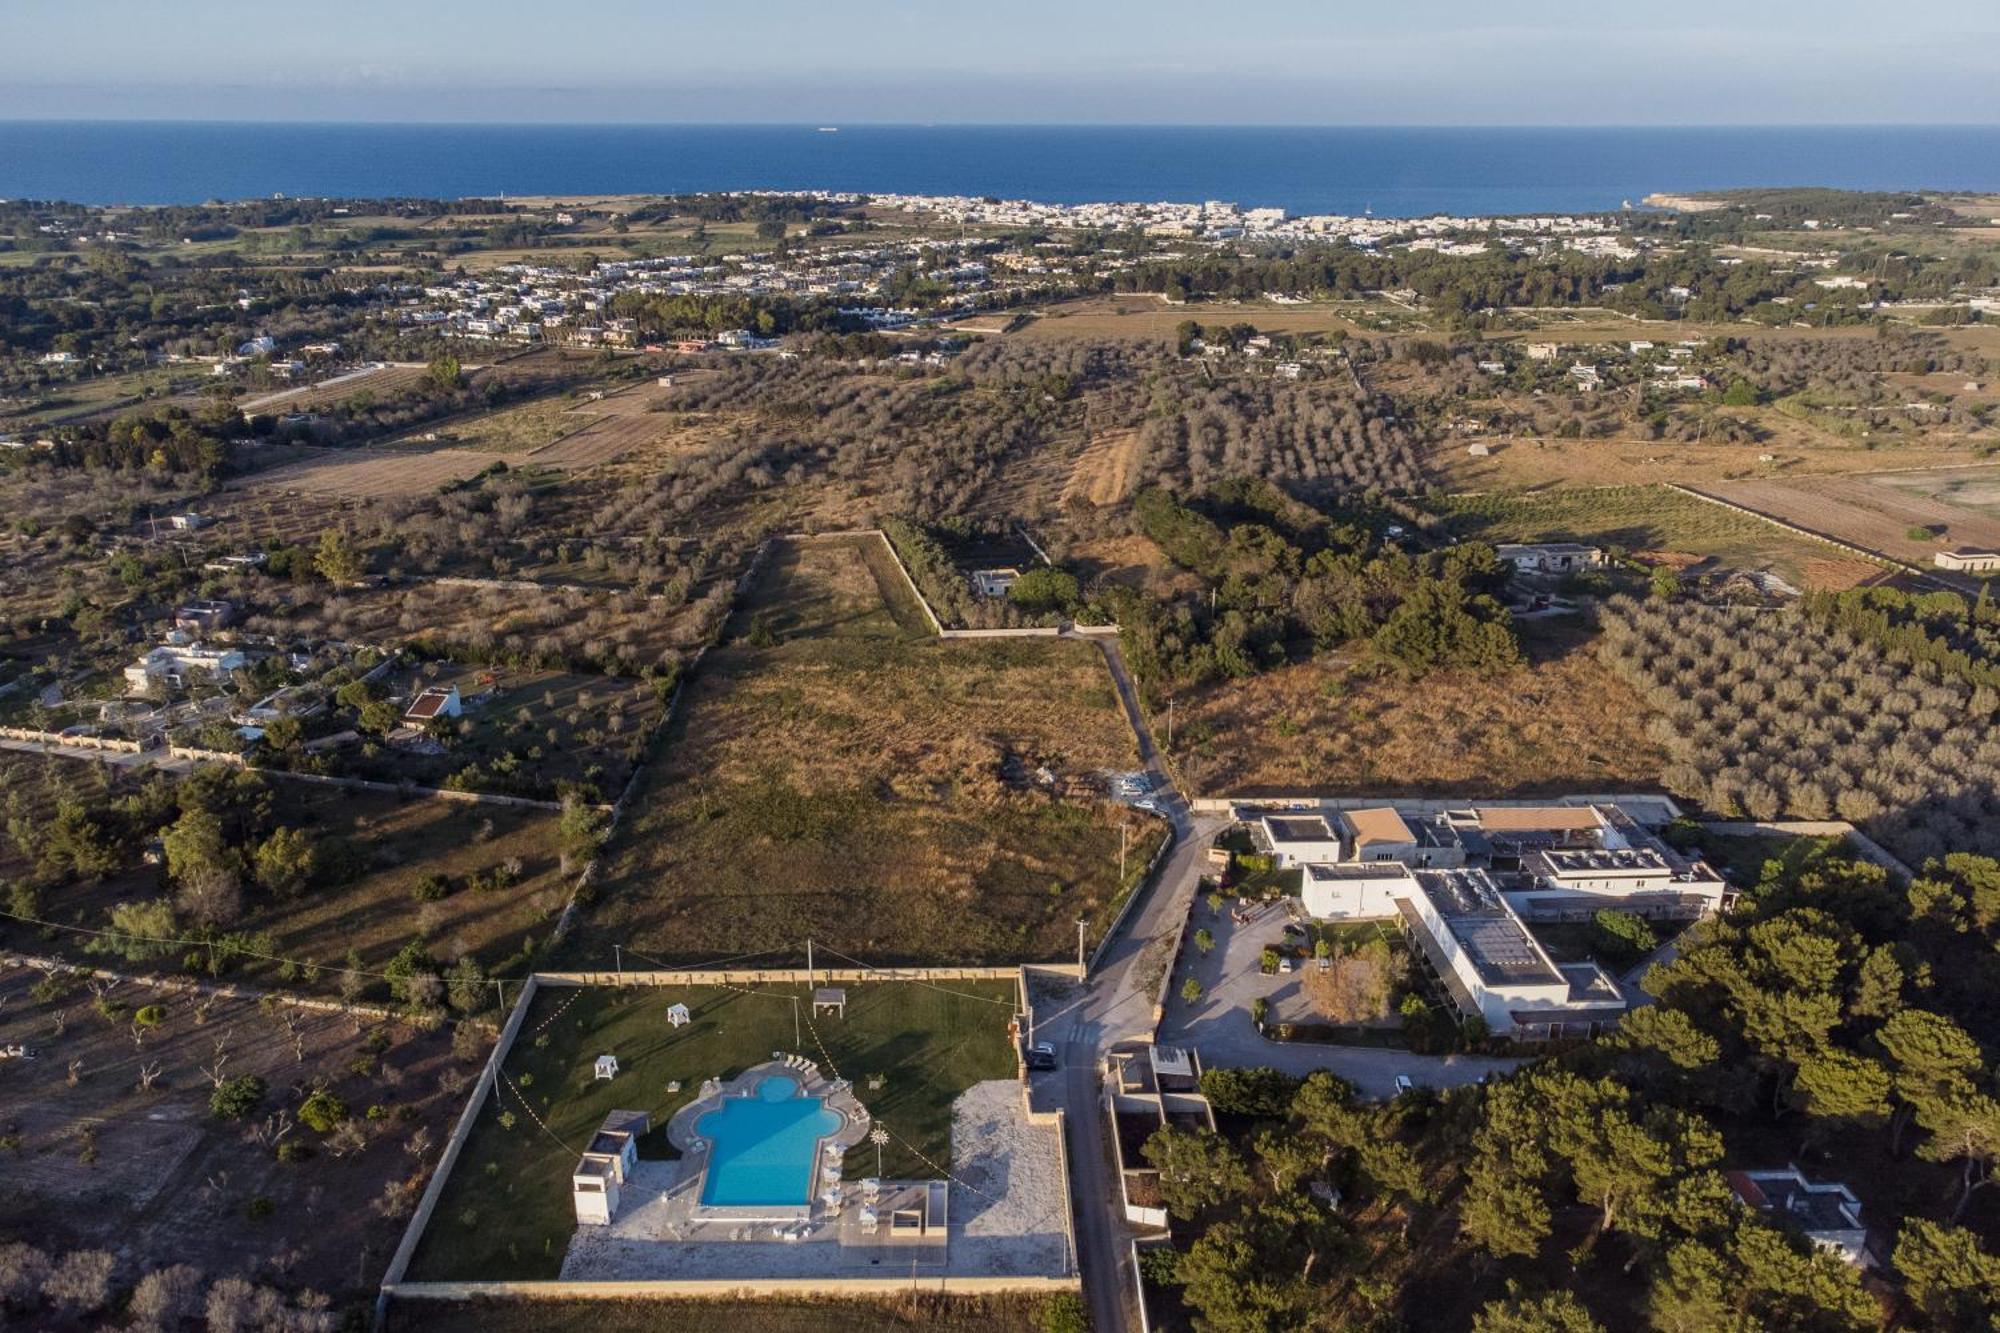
left=1157, top=893, right=1524, bottom=1099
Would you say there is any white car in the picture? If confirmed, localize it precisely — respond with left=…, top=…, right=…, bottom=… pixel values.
left=1393, top=1074, right=1415, bottom=1096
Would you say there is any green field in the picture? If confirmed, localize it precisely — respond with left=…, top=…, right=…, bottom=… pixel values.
left=406, top=979, right=1019, bottom=1280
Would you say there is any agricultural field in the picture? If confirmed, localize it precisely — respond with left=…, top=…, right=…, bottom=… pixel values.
left=0, top=963, right=468, bottom=1319
left=1696, top=472, right=2000, bottom=573
left=1166, top=621, right=1671, bottom=799
left=238, top=362, right=438, bottom=415
left=1431, top=484, right=1889, bottom=589
left=1870, top=463, right=2000, bottom=518
left=232, top=446, right=507, bottom=499
left=566, top=535, right=1156, bottom=968
left=406, top=980, right=1019, bottom=1280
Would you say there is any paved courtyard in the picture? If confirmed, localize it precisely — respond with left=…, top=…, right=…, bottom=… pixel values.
left=1158, top=894, right=1524, bottom=1098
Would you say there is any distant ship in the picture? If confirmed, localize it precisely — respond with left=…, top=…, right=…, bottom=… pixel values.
left=817, top=127, right=839, bottom=133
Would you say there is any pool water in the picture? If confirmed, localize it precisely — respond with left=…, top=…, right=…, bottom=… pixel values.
left=696, top=1075, right=842, bottom=1208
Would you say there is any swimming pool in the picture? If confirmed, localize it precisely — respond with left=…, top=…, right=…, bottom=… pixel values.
left=695, top=1075, right=843, bottom=1208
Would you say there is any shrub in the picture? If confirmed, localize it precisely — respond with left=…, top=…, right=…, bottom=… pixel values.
left=1259, top=947, right=1281, bottom=974
left=298, top=1088, right=348, bottom=1134
left=411, top=872, right=450, bottom=903
left=1040, top=1290, right=1090, bottom=1333
left=132, top=1003, right=167, bottom=1028
left=210, top=1074, right=267, bottom=1120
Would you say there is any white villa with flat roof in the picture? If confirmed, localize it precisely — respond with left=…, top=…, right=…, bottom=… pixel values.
left=1263, top=802, right=1727, bottom=1038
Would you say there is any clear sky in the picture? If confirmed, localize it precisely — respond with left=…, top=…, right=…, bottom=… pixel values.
left=4, top=0, right=1996, bottom=125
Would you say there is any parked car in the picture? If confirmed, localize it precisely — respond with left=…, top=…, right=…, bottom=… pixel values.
left=1393, top=1074, right=1415, bottom=1096
left=1023, top=1042, right=1059, bottom=1071
left=1278, top=957, right=1295, bottom=974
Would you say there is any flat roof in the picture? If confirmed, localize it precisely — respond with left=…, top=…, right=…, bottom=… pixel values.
left=1538, top=848, right=1672, bottom=875
left=1264, top=815, right=1337, bottom=844
left=1415, top=869, right=1564, bottom=988
left=1304, top=862, right=1416, bottom=883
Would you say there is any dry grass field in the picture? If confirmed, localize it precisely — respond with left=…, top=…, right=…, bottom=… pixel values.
left=231, top=446, right=506, bottom=499
left=238, top=363, right=437, bottom=415
left=967, top=295, right=1368, bottom=342
left=566, top=535, right=1156, bottom=967
left=1167, top=625, right=1670, bottom=799
left=1429, top=430, right=1985, bottom=492
left=1696, top=472, right=2000, bottom=570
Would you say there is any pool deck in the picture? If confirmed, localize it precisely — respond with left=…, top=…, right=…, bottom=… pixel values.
left=660, top=1058, right=873, bottom=1224
left=559, top=1079, right=1068, bottom=1281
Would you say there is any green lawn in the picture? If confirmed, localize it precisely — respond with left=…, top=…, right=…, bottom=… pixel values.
left=407, top=979, right=1019, bottom=1280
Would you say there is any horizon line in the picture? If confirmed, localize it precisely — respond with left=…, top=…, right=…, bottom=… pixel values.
left=3, top=118, right=1999, bottom=131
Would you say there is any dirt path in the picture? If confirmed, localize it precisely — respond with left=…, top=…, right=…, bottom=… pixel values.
left=1061, top=430, right=1142, bottom=508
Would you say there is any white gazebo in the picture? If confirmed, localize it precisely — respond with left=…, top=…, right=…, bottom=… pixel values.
left=594, top=1054, right=619, bottom=1081
left=667, top=1002, right=691, bottom=1029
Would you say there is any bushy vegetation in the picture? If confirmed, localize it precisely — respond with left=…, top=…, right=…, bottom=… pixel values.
left=1146, top=848, right=2000, bottom=1331
left=1112, top=479, right=1518, bottom=695
left=1598, top=598, right=2000, bottom=862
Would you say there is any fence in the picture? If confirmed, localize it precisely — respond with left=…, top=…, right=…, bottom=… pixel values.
left=376, top=974, right=541, bottom=1323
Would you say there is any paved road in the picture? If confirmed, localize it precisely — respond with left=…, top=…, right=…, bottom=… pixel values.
left=1045, top=632, right=1237, bottom=1332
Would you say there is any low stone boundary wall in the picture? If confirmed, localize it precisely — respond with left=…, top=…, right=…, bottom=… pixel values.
left=1088, top=824, right=1175, bottom=975
left=0, top=726, right=142, bottom=753
left=1185, top=792, right=1686, bottom=818
left=535, top=964, right=1065, bottom=986
left=1667, top=483, right=1950, bottom=589
left=385, top=1275, right=1081, bottom=1302
left=377, top=974, right=541, bottom=1322
left=1, top=951, right=408, bottom=1024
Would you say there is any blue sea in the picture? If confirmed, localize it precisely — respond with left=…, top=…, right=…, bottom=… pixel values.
left=2, top=122, right=1997, bottom=217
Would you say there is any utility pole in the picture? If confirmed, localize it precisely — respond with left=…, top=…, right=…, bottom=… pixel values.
left=614, top=943, right=622, bottom=980
left=1075, top=916, right=1087, bottom=974
left=806, top=937, right=813, bottom=988
left=1119, top=823, right=1128, bottom=884
left=1166, top=697, right=1175, bottom=750
left=792, top=996, right=801, bottom=1049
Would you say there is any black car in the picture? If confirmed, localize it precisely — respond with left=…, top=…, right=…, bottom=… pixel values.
left=1023, top=1042, right=1059, bottom=1071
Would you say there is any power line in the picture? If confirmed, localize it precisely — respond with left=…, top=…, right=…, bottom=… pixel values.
left=806, top=942, right=1017, bottom=1008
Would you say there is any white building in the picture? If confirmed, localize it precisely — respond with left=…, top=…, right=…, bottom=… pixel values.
left=1496, top=542, right=1604, bottom=575
left=1256, top=814, right=1342, bottom=869
left=1301, top=862, right=1418, bottom=921
left=125, top=644, right=247, bottom=692
left=1935, top=547, right=2000, bottom=573
left=573, top=1109, right=648, bottom=1225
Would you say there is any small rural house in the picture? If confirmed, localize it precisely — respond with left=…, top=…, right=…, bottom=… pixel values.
left=1726, top=1168, right=1871, bottom=1266
left=404, top=684, right=462, bottom=723
left=1935, top=547, right=2000, bottom=573
left=1495, top=542, right=1604, bottom=575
